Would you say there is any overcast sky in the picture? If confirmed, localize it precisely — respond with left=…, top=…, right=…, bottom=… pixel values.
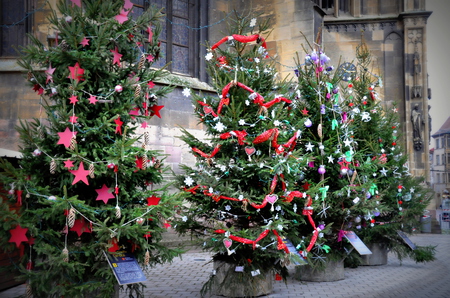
left=427, top=0, right=450, bottom=136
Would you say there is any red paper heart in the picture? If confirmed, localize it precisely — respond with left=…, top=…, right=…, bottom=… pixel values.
left=245, top=147, right=256, bottom=156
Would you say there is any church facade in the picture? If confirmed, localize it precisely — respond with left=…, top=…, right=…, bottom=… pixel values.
left=0, top=0, right=433, bottom=206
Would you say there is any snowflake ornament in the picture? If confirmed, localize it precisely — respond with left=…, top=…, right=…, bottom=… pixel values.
left=214, top=122, right=227, bottom=132
left=184, top=176, right=194, bottom=186
left=249, top=18, right=257, bottom=27
left=182, top=88, right=191, bottom=97
left=205, top=52, right=213, bottom=61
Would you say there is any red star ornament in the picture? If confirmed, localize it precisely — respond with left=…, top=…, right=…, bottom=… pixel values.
left=69, top=161, right=90, bottom=185
left=146, top=55, right=154, bottom=62
left=70, top=0, right=81, bottom=7
left=68, top=62, right=85, bottom=82
left=147, top=81, right=155, bottom=88
left=129, top=107, right=140, bottom=119
left=115, top=9, right=129, bottom=24
left=69, top=95, right=78, bottom=104
left=147, top=195, right=161, bottom=206
left=141, top=121, right=148, bottom=128
left=301, top=108, right=309, bottom=116
left=9, top=225, right=28, bottom=248
left=135, top=156, right=144, bottom=170
left=114, top=117, right=124, bottom=135
left=88, top=95, right=98, bottom=104
left=45, top=64, right=56, bottom=84
left=64, top=159, right=74, bottom=169
left=57, top=127, right=77, bottom=148
left=149, top=105, right=164, bottom=118
left=110, top=47, right=123, bottom=66
left=79, top=37, right=90, bottom=47
left=69, top=115, right=78, bottom=123
left=70, top=218, right=92, bottom=237
left=95, top=184, right=115, bottom=204
left=124, top=0, right=133, bottom=10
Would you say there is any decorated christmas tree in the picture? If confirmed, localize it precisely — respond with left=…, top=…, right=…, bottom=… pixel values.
left=174, top=15, right=318, bottom=297
left=341, top=37, right=435, bottom=266
left=0, top=1, right=181, bottom=297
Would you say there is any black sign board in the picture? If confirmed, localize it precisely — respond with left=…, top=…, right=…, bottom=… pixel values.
left=397, top=231, right=417, bottom=250
left=104, top=250, right=147, bottom=285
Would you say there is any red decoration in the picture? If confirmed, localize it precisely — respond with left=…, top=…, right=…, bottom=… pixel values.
left=149, top=105, right=164, bottom=118
left=8, top=225, right=28, bottom=248
left=115, top=9, right=129, bottom=24
left=108, top=238, right=119, bottom=252
left=79, top=37, right=90, bottom=47
left=69, top=115, right=78, bottom=123
left=146, top=26, right=153, bottom=43
left=95, top=184, right=115, bottom=204
left=69, top=161, right=90, bottom=185
left=45, top=64, right=56, bottom=84
left=70, top=218, right=92, bottom=237
left=110, top=47, right=123, bottom=66
left=114, top=117, right=123, bottom=135
left=64, top=159, right=74, bottom=169
left=147, top=195, right=161, bottom=206
left=220, top=130, right=248, bottom=145
left=192, top=145, right=221, bottom=159
left=67, top=62, right=85, bottom=82
left=57, top=127, right=77, bottom=148
left=88, top=95, right=98, bottom=104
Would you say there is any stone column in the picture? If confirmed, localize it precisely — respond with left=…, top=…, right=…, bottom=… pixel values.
left=401, top=11, right=431, bottom=183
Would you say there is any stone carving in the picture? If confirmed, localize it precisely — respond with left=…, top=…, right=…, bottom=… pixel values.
left=411, top=103, right=424, bottom=151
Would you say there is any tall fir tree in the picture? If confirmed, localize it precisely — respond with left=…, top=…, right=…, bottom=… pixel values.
left=0, top=1, right=182, bottom=297
left=344, top=37, right=435, bottom=265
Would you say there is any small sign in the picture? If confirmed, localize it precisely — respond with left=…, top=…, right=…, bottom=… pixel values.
left=397, top=231, right=416, bottom=250
left=104, top=250, right=147, bottom=285
left=343, top=231, right=372, bottom=255
left=235, top=266, right=244, bottom=272
left=282, top=238, right=308, bottom=265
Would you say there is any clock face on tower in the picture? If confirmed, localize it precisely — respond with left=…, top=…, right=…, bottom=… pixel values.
left=337, top=62, right=356, bottom=81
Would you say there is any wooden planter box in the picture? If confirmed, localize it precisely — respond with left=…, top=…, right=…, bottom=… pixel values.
left=211, top=261, right=273, bottom=297
left=361, top=243, right=388, bottom=266
left=295, top=259, right=345, bottom=282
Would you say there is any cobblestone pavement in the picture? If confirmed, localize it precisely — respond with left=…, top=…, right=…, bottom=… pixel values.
left=1, top=233, right=449, bottom=298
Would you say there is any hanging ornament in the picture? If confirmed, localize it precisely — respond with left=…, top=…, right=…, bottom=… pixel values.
left=115, top=85, right=123, bottom=92
left=69, top=136, right=77, bottom=150
left=266, top=194, right=278, bottom=212
left=50, top=159, right=56, bottom=174
left=136, top=217, right=145, bottom=225
left=26, top=283, right=33, bottom=298
left=304, top=118, right=312, bottom=127
left=142, top=153, right=148, bottom=170
left=138, top=54, right=146, bottom=70
left=318, top=165, right=326, bottom=174
left=134, top=84, right=141, bottom=98
left=245, top=146, right=256, bottom=161
left=144, top=250, right=150, bottom=265
left=68, top=207, right=76, bottom=228
left=89, top=163, right=95, bottom=178
left=223, top=238, right=233, bottom=255
left=32, top=149, right=41, bottom=156
left=317, top=123, right=322, bottom=138
left=62, top=247, right=69, bottom=262
left=115, top=205, right=121, bottom=219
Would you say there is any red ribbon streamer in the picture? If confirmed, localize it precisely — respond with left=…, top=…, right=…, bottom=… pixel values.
left=211, top=34, right=267, bottom=51
left=220, top=130, right=248, bottom=145
left=192, top=145, right=221, bottom=158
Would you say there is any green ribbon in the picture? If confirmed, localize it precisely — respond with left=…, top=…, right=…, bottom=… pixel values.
left=369, top=183, right=378, bottom=196
left=331, top=119, right=338, bottom=130
left=319, top=185, right=329, bottom=200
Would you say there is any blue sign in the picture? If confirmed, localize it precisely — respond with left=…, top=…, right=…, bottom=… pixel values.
left=104, top=250, right=147, bottom=285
